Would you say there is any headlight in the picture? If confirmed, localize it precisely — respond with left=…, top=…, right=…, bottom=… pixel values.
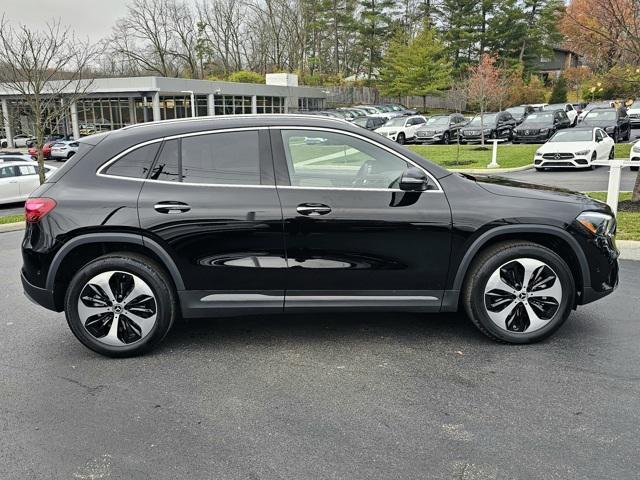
left=604, top=126, right=615, bottom=133
left=535, top=149, right=543, bottom=156
left=434, top=129, right=444, bottom=134
left=483, top=129, right=492, bottom=134
left=576, top=212, right=615, bottom=236
left=575, top=149, right=590, bottom=156
left=539, top=128, right=548, bottom=133
left=632, top=144, right=640, bottom=153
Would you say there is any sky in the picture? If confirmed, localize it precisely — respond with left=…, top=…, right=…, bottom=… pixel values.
left=0, top=0, right=192, bottom=43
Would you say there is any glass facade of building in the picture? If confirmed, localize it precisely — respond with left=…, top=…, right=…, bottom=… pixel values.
left=257, top=96, right=285, bottom=114
left=298, top=97, right=324, bottom=111
left=214, top=95, right=253, bottom=115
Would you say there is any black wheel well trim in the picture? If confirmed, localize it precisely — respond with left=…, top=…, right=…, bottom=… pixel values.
left=450, top=224, right=591, bottom=292
left=46, top=232, right=186, bottom=292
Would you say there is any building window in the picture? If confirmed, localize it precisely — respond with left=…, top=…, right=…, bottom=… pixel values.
left=213, top=95, right=253, bottom=115
left=257, top=96, right=285, bottom=114
left=298, top=97, right=323, bottom=111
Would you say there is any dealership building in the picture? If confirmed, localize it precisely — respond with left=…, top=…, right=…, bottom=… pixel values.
left=0, top=74, right=327, bottom=146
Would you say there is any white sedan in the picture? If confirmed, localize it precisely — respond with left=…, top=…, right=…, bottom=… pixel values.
left=0, top=160, right=57, bottom=205
left=630, top=140, right=640, bottom=171
left=0, top=134, right=35, bottom=148
left=533, top=127, right=615, bottom=170
left=374, top=115, right=427, bottom=144
left=50, top=140, right=80, bottom=160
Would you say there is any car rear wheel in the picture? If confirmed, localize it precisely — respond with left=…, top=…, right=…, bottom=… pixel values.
left=463, top=241, right=574, bottom=344
left=64, top=253, right=177, bottom=357
left=442, top=132, right=450, bottom=144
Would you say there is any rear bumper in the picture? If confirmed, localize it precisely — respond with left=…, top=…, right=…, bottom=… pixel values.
left=21, top=270, right=58, bottom=311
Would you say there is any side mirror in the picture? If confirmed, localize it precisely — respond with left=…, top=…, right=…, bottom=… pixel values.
left=399, top=167, right=429, bottom=191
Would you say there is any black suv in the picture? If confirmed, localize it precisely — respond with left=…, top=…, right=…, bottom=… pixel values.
left=21, top=115, right=619, bottom=356
left=352, top=116, right=387, bottom=131
left=459, top=112, right=516, bottom=143
left=414, top=114, right=467, bottom=144
left=512, top=110, right=571, bottom=143
left=580, top=107, right=631, bottom=142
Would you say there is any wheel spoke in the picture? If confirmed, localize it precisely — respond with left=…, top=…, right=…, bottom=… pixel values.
left=102, top=313, right=125, bottom=346
left=523, top=302, right=550, bottom=332
left=122, top=311, right=156, bottom=339
left=87, top=271, right=117, bottom=304
left=485, top=268, right=517, bottom=294
left=485, top=299, right=518, bottom=326
left=122, top=276, right=154, bottom=306
left=529, top=280, right=562, bottom=303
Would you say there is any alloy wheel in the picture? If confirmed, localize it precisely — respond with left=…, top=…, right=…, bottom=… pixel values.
left=78, top=270, right=158, bottom=346
left=483, top=258, right=563, bottom=333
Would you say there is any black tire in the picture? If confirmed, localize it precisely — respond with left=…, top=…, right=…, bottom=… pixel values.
left=442, top=132, right=450, bottom=145
left=534, top=166, right=545, bottom=171
left=613, top=128, right=619, bottom=142
left=489, top=131, right=497, bottom=140
left=462, top=241, right=575, bottom=344
left=609, top=147, right=615, bottom=160
left=396, top=133, right=405, bottom=145
left=589, top=151, right=597, bottom=169
left=67, top=151, right=75, bottom=159
left=1, top=141, right=7, bottom=148
left=64, top=253, right=177, bottom=357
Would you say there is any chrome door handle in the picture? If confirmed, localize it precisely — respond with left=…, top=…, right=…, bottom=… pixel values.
left=296, top=203, right=332, bottom=216
left=154, top=202, right=191, bottom=214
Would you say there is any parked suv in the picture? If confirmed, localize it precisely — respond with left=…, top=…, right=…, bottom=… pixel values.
left=512, top=110, right=571, bottom=143
left=460, top=112, right=516, bottom=143
left=21, top=115, right=619, bottom=356
left=415, top=114, right=467, bottom=144
left=580, top=107, right=631, bottom=142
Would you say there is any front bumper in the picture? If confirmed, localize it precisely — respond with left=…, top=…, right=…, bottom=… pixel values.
left=534, top=157, right=591, bottom=168
left=21, top=270, right=58, bottom=311
left=513, top=133, right=549, bottom=143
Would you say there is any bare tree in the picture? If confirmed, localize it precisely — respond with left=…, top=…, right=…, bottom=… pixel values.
left=0, top=17, right=101, bottom=184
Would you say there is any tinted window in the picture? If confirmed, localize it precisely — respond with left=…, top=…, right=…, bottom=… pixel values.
left=280, top=129, right=409, bottom=189
left=181, top=131, right=260, bottom=185
left=150, top=139, right=180, bottom=182
left=0, top=166, right=18, bottom=178
left=105, top=142, right=160, bottom=179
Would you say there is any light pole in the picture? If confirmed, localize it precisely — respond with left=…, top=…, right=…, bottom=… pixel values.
left=181, top=90, right=196, bottom=118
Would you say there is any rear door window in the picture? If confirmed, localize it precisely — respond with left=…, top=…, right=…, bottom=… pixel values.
left=104, top=142, right=161, bottom=179
left=150, top=140, right=180, bottom=182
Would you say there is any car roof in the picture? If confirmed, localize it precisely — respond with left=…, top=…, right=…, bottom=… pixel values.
left=0, top=160, right=41, bottom=167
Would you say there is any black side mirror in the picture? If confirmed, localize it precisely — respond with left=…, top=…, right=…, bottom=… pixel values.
left=399, top=167, right=429, bottom=191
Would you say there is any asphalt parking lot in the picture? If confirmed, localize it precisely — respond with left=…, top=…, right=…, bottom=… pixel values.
left=1, top=229, right=639, bottom=480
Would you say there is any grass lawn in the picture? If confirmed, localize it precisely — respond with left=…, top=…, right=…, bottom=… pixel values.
left=0, top=214, right=24, bottom=225
left=408, top=142, right=633, bottom=170
left=587, top=192, right=639, bottom=241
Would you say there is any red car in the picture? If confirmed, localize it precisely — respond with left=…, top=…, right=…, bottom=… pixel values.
left=28, top=143, right=52, bottom=159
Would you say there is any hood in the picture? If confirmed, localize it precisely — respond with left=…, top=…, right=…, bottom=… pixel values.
left=517, top=121, right=552, bottom=129
left=463, top=173, right=602, bottom=206
left=375, top=125, right=402, bottom=132
left=537, top=141, right=594, bottom=153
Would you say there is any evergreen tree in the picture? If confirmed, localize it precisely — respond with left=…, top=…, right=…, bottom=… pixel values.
left=358, top=0, right=397, bottom=83
left=549, top=76, right=569, bottom=103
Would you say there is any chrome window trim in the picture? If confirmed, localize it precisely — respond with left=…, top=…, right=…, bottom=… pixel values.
left=96, top=124, right=443, bottom=192
left=273, top=126, right=443, bottom=192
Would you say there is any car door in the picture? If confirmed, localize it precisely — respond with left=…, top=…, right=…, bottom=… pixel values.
left=15, top=164, right=40, bottom=198
left=407, top=117, right=425, bottom=139
left=0, top=165, right=20, bottom=203
left=271, top=127, right=452, bottom=311
left=594, top=129, right=608, bottom=159
left=136, top=128, right=286, bottom=315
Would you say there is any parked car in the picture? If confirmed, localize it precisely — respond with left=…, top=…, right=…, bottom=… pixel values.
left=577, top=101, right=614, bottom=123
left=459, top=111, right=516, bottom=143
left=0, top=134, right=35, bottom=148
left=630, top=140, right=640, bottom=171
left=543, top=103, right=579, bottom=126
left=354, top=105, right=396, bottom=120
left=28, top=143, right=53, bottom=160
left=414, top=114, right=467, bottom=144
left=533, top=127, right=615, bottom=170
left=580, top=107, right=631, bottom=142
left=351, top=116, right=387, bottom=131
left=571, top=103, right=588, bottom=115
left=50, top=140, right=81, bottom=160
left=384, top=103, right=418, bottom=116
left=374, top=115, right=427, bottom=144
left=0, top=160, right=56, bottom=205
left=512, top=110, right=571, bottom=144
left=506, top=105, right=535, bottom=125
left=20, top=114, right=619, bottom=356
left=627, top=100, right=640, bottom=127
left=0, top=152, right=37, bottom=163
left=529, top=103, right=548, bottom=111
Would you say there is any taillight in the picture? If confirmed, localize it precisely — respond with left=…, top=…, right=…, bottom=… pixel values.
left=25, top=198, right=57, bottom=223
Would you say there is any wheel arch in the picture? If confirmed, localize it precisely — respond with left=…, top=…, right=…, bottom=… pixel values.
left=448, top=225, right=590, bottom=306
left=47, top=232, right=185, bottom=310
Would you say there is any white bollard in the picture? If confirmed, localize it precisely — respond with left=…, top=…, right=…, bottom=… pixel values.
left=605, top=160, right=623, bottom=214
left=487, top=139, right=500, bottom=168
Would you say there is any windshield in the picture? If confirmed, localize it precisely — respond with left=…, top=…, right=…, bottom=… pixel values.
left=426, top=116, right=450, bottom=126
left=352, top=117, right=368, bottom=127
left=545, top=104, right=566, bottom=110
left=523, top=112, right=554, bottom=123
left=549, top=130, right=593, bottom=142
left=584, top=110, right=617, bottom=121
left=468, top=114, right=497, bottom=126
left=506, top=107, right=525, bottom=115
left=585, top=102, right=611, bottom=111
left=384, top=117, right=406, bottom=127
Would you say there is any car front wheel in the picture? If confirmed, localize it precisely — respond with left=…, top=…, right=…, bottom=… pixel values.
left=463, top=241, right=574, bottom=344
left=64, top=253, right=177, bottom=357
left=396, top=133, right=405, bottom=145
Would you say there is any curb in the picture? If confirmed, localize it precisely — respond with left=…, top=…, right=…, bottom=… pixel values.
left=450, top=164, right=533, bottom=174
left=0, top=221, right=25, bottom=233
left=617, top=240, right=640, bottom=261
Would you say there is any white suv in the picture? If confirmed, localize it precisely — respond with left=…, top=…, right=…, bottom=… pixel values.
left=50, top=140, right=80, bottom=160
left=374, top=115, right=427, bottom=144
